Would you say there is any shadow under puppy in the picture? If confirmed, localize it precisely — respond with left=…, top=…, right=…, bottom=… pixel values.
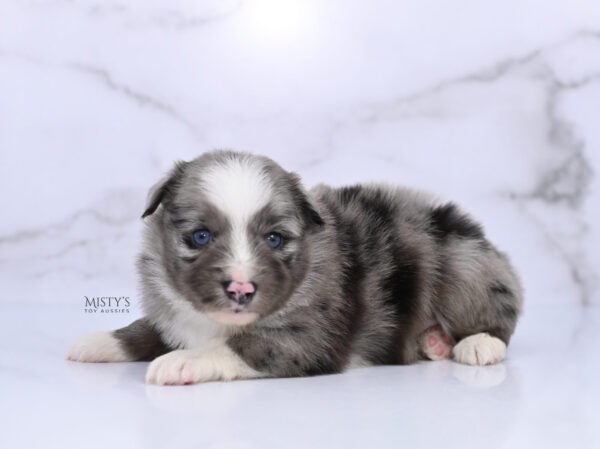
left=67, top=151, right=523, bottom=385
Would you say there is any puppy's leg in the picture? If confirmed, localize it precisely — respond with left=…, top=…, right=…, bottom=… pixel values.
left=428, top=208, right=523, bottom=366
left=439, top=261, right=519, bottom=366
left=67, top=318, right=171, bottom=362
left=434, top=249, right=521, bottom=366
left=66, top=330, right=130, bottom=362
left=146, top=319, right=343, bottom=384
left=145, top=345, right=263, bottom=385
left=226, top=320, right=348, bottom=379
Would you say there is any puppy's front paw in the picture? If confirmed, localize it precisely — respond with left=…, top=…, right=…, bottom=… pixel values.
left=145, top=350, right=204, bottom=385
left=452, top=333, right=506, bottom=366
left=145, top=347, right=261, bottom=385
left=66, top=331, right=129, bottom=362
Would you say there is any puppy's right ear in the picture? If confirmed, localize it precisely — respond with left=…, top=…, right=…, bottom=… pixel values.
left=142, top=161, right=188, bottom=218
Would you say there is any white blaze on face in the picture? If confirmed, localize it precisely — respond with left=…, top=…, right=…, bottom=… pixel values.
left=201, top=157, right=272, bottom=280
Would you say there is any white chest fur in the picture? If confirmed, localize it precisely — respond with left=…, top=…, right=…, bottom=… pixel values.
left=150, top=283, right=231, bottom=350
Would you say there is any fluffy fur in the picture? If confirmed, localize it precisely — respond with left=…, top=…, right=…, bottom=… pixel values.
left=67, top=151, right=523, bottom=384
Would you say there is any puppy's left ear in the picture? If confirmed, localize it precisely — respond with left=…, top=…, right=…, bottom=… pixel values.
left=287, top=173, right=324, bottom=229
left=142, top=161, right=188, bottom=218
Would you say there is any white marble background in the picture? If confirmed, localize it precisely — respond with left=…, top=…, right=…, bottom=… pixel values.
left=1, top=0, right=599, bottom=308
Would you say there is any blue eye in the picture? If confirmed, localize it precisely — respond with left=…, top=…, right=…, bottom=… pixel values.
left=266, top=232, right=282, bottom=249
left=193, top=229, right=212, bottom=246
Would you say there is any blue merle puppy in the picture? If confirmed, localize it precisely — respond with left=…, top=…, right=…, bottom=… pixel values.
left=67, top=151, right=523, bottom=385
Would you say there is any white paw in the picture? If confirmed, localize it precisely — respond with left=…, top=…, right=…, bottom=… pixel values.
left=452, top=333, right=506, bottom=366
left=145, top=347, right=261, bottom=385
left=66, top=331, right=130, bottom=362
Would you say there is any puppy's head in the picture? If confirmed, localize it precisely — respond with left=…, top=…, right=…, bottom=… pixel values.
left=141, top=151, right=323, bottom=326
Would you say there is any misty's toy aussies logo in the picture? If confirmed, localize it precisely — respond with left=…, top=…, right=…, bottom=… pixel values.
left=84, top=296, right=130, bottom=314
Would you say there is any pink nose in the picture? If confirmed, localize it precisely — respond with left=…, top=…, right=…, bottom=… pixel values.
left=224, top=281, right=256, bottom=305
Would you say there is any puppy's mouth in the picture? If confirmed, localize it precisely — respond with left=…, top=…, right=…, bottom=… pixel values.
left=207, top=307, right=259, bottom=326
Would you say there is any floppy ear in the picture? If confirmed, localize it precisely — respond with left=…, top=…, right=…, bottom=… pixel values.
left=287, top=172, right=324, bottom=229
left=141, top=161, right=188, bottom=218
left=297, top=191, right=325, bottom=228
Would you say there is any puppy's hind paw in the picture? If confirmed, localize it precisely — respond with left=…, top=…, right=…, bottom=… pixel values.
left=452, top=333, right=506, bottom=366
left=420, top=325, right=455, bottom=361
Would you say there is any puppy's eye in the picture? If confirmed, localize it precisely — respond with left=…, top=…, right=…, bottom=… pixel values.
left=192, top=229, right=212, bottom=246
left=266, top=232, right=283, bottom=249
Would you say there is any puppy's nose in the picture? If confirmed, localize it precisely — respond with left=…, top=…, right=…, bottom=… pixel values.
left=223, top=281, right=256, bottom=305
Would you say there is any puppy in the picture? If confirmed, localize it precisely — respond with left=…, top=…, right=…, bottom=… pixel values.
left=67, top=151, right=523, bottom=385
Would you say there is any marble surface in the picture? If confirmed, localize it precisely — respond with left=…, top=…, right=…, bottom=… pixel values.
left=0, top=303, right=598, bottom=449
left=1, top=0, right=600, bottom=308
left=1, top=2, right=600, bottom=447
